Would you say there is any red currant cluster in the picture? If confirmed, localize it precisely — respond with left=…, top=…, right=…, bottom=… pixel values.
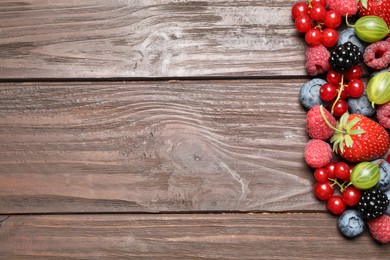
left=292, top=0, right=341, bottom=47
left=321, top=65, right=364, bottom=116
left=313, top=161, right=361, bottom=215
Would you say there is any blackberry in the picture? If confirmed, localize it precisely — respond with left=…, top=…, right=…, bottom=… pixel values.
left=357, top=188, right=389, bottom=220
left=329, top=42, right=362, bottom=73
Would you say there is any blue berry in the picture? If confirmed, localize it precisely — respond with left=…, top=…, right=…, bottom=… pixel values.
left=372, top=159, right=390, bottom=192
left=299, top=78, right=327, bottom=110
left=338, top=209, right=365, bottom=238
left=337, top=28, right=365, bottom=55
left=348, top=91, right=376, bottom=117
left=385, top=190, right=390, bottom=216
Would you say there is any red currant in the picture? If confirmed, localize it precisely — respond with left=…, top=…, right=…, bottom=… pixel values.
left=342, top=186, right=361, bottom=206
left=309, top=3, right=326, bottom=21
left=321, top=28, right=338, bottom=47
left=295, top=15, right=313, bottom=33
left=325, top=162, right=337, bottom=179
left=323, top=10, right=342, bottom=29
left=314, top=181, right=334, bottom=201
left=344, top=65, right=363, bottom=81
left=337, top=85, right=348, bottom=99
left=347, top=79, right=365, bottom=98
left=291, top=2, right=309, bottom=20
left=314, top=167, right=329, bottom=183
left=327, top=195, right=346, bottom=215
left=305, top=28, right=322, bottom=46
left=310, top=0, right=326, bottom=6
left=326, top=70, right=342, bottom=86
left=319, top=82, right=337, bottom=101
left=334, top=162, right=350, bottom=180
left=330, top=99, right=348, bottom=117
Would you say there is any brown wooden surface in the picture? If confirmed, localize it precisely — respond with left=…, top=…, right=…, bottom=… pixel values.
left=0, top=0, right=388, bottom=258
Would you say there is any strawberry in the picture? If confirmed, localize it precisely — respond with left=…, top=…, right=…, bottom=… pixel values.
left=368, top=214, right=390, bottom=244
left=357, top=0, right=390, bottom=27
left=330, top=112, right=390, bottom=162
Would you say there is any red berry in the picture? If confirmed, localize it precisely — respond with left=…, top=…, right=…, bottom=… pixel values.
left=295, top=15, right=312, bottom=33
left=325, top=162, right=337, bottom=179
left=337, top=86, right=348, bottom=99
left=347, top=79, right=364, bottom=98
left=314, top=167, right=329, bottom=183
left=330, top=99, right=348, bottom=117
left=323, top=10, right=342, bottom=29
left=305, top=28, right=322, bottom=46
left=344, top=65, right=363, bottom=81
left=321, top=28, right=338, bottom=47
left=334, top=162, right=350, bottom=180
left=309, top=3, right=326, bottom=21
left=314, top=181, right=334, bottom=201
left=320, top=82, right=337, bottom=101
left=326, top=70, right=342, bottom=85
left=327, top=195, right=346, bottom=215
left=310, top=0, right=326, bottom=6
left=342, top=186, right=361, bottom=206
left=291, top=1, right=309, bottom=20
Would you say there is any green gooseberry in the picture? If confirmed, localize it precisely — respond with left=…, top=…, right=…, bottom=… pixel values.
left=350, top=161, right=380, bottom=190
left=367, top=71, right=390, bottom=107
left=351, top=16, right=390, bottom=43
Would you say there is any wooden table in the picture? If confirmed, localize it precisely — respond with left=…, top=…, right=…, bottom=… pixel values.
left=0, top=1, right=388, bottom=258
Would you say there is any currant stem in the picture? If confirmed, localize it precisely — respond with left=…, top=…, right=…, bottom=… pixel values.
left=319, top=105, right=344, bottom=134
left=331, top=74, right=345, bottom=114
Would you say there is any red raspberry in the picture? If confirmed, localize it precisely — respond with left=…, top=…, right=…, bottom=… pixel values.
left=377, top=101, right=390, bottom=129
left=326, top=0, right=357, bottom=17
left=364, top=41, right=390, bottom=70
left=304, top=139, right=333, bottom=168
left=306, top=44, right=330, bottom=76
left=368, top=214, right=390, bottom=244
left=306, top=105, right=336, bottom=140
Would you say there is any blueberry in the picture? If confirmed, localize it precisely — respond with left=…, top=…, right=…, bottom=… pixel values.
left=337, top=28, right=365, bottom=54
left=348, top=91, right=376, bottom=117
left=299, top=78, right=327, bottom=110
left=385, top=190, right=390, bottom=216
left=338, top=209, right=365, bottom=238
left=372, top=159, right=390, bottom=191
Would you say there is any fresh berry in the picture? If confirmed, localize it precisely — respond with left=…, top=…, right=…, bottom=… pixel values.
left=347, top=79, right=365, bottom=98
left=306, top=105, right=336, bottom=140
left=338, top=209, right=365, bottom=238
left=305, top=28, right=322, bottom=46
left=347, top=91, right=376, bottom=117
left=329, top=42, right=362, bottom=73
left=372, top=159, right=390, bottom=191
left=368, top=214, right=390, bottom=244
left=314, top=167, right=330, bottom=183
left=357, top=0, right=390, bottom=27
left=376, top=101, right=390, bottom=128
left=299, top=78, right=327, bottom=110
left=344, top=65, right=363, bottom=81
left=295, top=14, right=313, bottom=33
left=330, top=112, right=390, bottom=162
left=326, top=0, right=358, bottom=17
left=304, top=139, right=333, bottom=168
left=320, top=82, right=338, bottom=102
left=357, top=188, right=389, bottom=220
left=321, top=28, right=338, bottom=48
left=309, top=3, right=326, bottom=21
left=306, top=44, right=330, bottom=76
left=326, top=70, right=342, bottom=85
left=329, top=99, right=348, bottom=117
left=314, top=181, right=335, bottom=200
left=327, top=195, right=347, bottom=215
left=325, top=161, right=337, bottom=179
left=334, top=161, right=350, bottom=180
left=291, top=1, right=309, bottom=20
left=323, top=9, right=342, bottom=28
left=342, top=186, right=361, bottom=206
left=363, top=41, right=390, bottom=70
left=337, top=28, right=365, bottom=55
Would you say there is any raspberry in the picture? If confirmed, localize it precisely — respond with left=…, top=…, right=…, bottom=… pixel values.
left=364, top=41, right=390, bottom=70
left=304, top=139, right=332, bottom=168
left=306, top=44, right=330, bottom=76
left=377, top=101, right=390, bottom=129
left=326, top=0, right=357, bottom=17
left=368, top=214, right=390, bottom=244
left=306, top=105, right=336, bottom=140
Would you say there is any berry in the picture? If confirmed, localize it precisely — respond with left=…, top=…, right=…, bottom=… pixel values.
left=329, top=99, right=348, bottom=117
left=323, top=9, right=342, bottom=29
left=321, top=28, right=338, bottom=48
left=314, top=167, right=329, bottom=183
left=326, top=0, right=358, bottom=17
left=309, top=3, right=326, bottom=21
left=325, top=161, right=337, bottom=179
left=326, top=70, right=342, bottom=85
left=372, top=159, right=390, bottom=192
left=304, top=139, right=333, bottom=168
left=357, top=189, right=389, bottom=220
left=314, top=181, right=335, bottom=200
left=334, top=161, right=350, bottom=180
left=363, top=41, right=390, bottom=70
left=291, top=1, right=309, bottom=20
left=347, top=91, right=376, bottom=117
left=327, top=195, right=346, bottom=215
left=295, top=15, right=313, bottom=33
left=306, top=105, right=336, bottom=140
left=337, top=28, right=365, bottom=55
left=338, top=209, right=365, bottom=238
left=320, top=82, right=338, bottom=101
left=305, top=28, right=322, bottom=46
left=344, top=65, right=363, bottom=81
left=306, top=44, right=330, bottom=76
left=342, top=186, right=361, bottom=206
left=329, top=42, right=362, bottom=73
left=347, top=79, right=365, bottom=98
left=376, top=101, right=390, bottom=128
left=299, top=78, right=327, bottom=110
left=368, top=214, right=390, bottom=244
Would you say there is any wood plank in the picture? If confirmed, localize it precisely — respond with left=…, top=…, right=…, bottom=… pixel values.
left=0, top=0, right=305, bottom=79
left=0, top=213, right=387, bottom=259
left=0, top=79, right=318, bottom=214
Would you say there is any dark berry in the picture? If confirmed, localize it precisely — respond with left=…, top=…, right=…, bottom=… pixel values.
left=329, top=42, right=362, bottom=73
left=357, top=189, right=389, bottom=220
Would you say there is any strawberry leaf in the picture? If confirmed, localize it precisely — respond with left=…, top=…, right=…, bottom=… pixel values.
left=358, top=0, right=368, bottom=9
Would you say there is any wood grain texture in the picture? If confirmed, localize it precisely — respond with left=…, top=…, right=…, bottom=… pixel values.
left=0, top=0, right=305, bottom=79
left=0, top=80, right=318, bottom=214
left=0, top=213, right=388, bottom=259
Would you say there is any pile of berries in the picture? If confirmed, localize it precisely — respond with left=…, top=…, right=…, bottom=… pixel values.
left=293, top=0, right=390, bottom=244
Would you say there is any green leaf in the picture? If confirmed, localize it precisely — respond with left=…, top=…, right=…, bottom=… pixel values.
left=345, top=135, right=353, bottom=148
left=345, top=117, right=361, bottom=131
left=359, top=0, right=368, bottom=9
left=348, top=129, right=365, bottom=135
